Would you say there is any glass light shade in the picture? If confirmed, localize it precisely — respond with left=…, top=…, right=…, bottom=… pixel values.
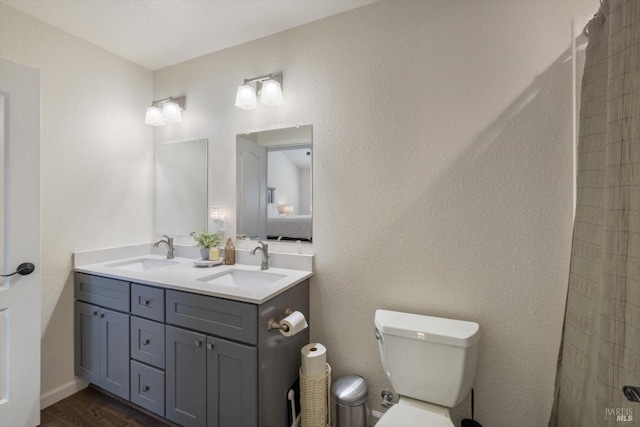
left=235, top=84, right=258, bottom=110
left=162, top=101, right=183, bottom=123
left=260, top=79, right=283, bottom=106
left=144, top=106, right=165, bottom=126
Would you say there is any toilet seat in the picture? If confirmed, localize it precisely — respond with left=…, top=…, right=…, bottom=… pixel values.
left=377, top=404, right=455, bottom=427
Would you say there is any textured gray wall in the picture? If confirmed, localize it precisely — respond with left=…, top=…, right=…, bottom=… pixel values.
left=0, top=3, right=153, bottom=407
left=153, top=1, right=597, bottom=424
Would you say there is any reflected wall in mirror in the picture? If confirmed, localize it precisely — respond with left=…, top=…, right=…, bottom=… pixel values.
left=237, top=125, right=312, bottom=242
left=155, top=138, right=208, bottom=236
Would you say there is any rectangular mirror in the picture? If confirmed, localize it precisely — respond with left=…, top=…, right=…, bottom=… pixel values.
left=237, top=125, right=312, bottom=242
left=155, top=138, right=208, bottom=236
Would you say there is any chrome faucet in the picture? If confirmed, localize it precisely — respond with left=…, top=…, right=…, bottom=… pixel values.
left=250, top=241, right=269, bottom=270
left=154, top=235, right=175, bottom=259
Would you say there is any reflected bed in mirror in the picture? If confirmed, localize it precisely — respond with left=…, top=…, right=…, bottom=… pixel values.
left=155, top=138, right=208, bottom=237
left=237, top=125, right=312, bottom=243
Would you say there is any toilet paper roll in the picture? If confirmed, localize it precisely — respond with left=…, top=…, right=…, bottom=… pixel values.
left=279, top=311, right=308, bottom=337
left=301, top=343, right=327, bottom=377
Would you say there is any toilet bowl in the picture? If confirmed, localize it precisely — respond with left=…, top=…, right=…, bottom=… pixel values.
left=374, top=309, right=480, bottom=427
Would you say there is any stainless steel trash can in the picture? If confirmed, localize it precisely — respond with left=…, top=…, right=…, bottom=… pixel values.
left=331, top=374, right=368, bottom=427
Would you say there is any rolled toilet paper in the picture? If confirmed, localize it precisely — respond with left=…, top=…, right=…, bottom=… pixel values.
left=301, top=343, right=327, bottom=377
left=279, top=311, right=308, bottom=337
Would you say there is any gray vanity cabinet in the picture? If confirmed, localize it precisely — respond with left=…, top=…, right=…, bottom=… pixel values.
left=74, top=300, right=130, bottom=400
left=75, top=271, right=310, bottom=427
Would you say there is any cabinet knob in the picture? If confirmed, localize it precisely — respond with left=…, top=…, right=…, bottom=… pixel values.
left=142, top=385, right=150, bottom=392
left=99, top=313, right=105, bottom=318
left=143, top=299, right=150, bottom=306
left=206, top=343, right=213, bottom=350
left=195, top=340, right=201, bottom=347
left=143, top=339, right=150, bottom=345
left=92, top=311, right=98, bottom=316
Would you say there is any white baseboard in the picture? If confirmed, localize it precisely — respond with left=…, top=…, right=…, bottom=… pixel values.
left=40, top=378, right=88, bottom=409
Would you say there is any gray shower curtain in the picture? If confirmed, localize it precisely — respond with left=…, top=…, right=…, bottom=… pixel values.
left=549, top=1, right=640, bottom=426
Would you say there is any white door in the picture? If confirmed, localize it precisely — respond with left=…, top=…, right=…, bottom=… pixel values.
left=237, top=138, right=267, bottom=240
left=0, top=59, right=42, bottom=427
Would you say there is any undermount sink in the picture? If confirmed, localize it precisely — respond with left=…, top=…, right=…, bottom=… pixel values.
left=106, top=257, right=178, bottom=272
left=198, top=269, right=286, bottom=287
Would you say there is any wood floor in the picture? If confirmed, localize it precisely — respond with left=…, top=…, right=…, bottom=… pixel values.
left=39, top=386, right=179, bottom=427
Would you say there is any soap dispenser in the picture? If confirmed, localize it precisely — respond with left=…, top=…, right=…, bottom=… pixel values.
left=224, top=238, right=236, bottom=265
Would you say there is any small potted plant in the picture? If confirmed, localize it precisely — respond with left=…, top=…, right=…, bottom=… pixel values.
left=190, top=230, right=223, bottom=261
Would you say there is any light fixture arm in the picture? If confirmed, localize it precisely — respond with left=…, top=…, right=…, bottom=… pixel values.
left=243, top=73, right=282, bottom=88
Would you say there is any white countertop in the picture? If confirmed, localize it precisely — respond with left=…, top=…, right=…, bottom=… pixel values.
left=75, top=254, right=313, bottom=304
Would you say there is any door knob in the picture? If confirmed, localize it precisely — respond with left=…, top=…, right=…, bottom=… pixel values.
left=1, top=262, right=35, bottom=277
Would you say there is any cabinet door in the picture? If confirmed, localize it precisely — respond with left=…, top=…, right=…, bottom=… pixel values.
left=206, top=336, right=257, bottom=427
left=166, top=326, right=206, bottom=427
left=99, top=307, right=130, bottom=400
left=74, top=301, right=100, bottom=384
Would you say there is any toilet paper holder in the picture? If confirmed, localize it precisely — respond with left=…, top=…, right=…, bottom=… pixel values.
left=268, top=308, right=294, bottom=332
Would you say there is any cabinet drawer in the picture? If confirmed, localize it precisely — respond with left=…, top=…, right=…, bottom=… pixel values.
left=166, top=290, right=257, bottom=345
left=130, top=360, right=165, bottom=417
left=131, top=284, right=164, bottom=322
left=131, top=316, right=165, bottom=369
left=75, top=273, right=130, bottom=312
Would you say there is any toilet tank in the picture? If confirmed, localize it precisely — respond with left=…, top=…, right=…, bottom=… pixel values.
left=375, top=310, right=480, bottom=408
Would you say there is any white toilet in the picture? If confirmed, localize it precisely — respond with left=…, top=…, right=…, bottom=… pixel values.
left=374, top=309, right=480, bottom=427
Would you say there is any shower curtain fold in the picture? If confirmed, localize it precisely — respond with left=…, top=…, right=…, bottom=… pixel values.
left=549, top=1, right=640, bottom=426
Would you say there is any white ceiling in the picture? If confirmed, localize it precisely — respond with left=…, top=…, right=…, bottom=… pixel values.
left=2, top=0, right=377, bottom=70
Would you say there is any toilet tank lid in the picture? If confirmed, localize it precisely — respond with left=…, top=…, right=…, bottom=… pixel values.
left=375, top=310, right=480, bottom=348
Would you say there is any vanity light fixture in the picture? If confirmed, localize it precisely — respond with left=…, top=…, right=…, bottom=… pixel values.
left=145, top=96, right=186, bottom=126
left=235, top=73, right=283, bottom=110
